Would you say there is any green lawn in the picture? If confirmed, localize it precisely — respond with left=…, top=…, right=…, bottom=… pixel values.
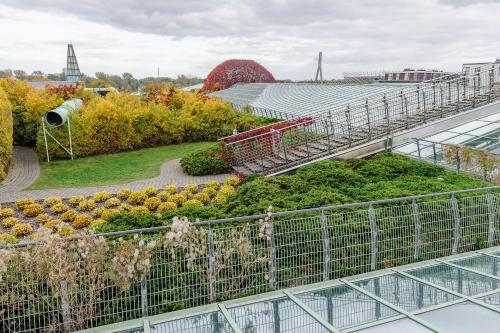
left=28, top=142, right=217, bottom=190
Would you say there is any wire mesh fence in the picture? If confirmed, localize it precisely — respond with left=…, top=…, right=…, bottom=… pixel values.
left=221, top=64, right=498, bottom=175
left=0, top=186, right=499, bottom=332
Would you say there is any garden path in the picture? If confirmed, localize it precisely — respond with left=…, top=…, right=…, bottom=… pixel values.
left=0, top=147, right=230, bottom=203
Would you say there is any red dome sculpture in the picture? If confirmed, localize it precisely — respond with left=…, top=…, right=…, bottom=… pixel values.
left=203, top=59, right=276, bottom=92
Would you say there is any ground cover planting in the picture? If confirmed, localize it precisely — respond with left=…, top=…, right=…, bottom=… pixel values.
left=0, top=176, right=240, bottom=244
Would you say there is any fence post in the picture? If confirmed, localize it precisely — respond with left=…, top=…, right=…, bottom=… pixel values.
left=432, top=83, right=436, bottom=111
left=140, top=273, right=148, bottom=317
left=451, top=194, right=461, bottom=255
left=320, top=212, right=330, bottom=281
left=448, top=81, right=452, bottom=103
left=403, top=95, right=409, bottom=129
left=456, top=80, right=461, bottom=113
left=60, top=280, right=72, bottom=332
left=365, top=99, right=371, bottom=140
left=439, top=85, right=444, bottom=117
left=432, top=143, right=437, bottom=164
left=208, top=229, right=217, bottom=303
left=412, top=199, right=421, bottom=259
left=383, top=94, right=390, bottom=136
left=345, top=105, right=352, bottom=147
left=416, top=139, right=422, bottom=160
left=487, top=192, right=496, bottom=247
left=422, top=91, right=427, bottom=123
left=266, top=218, right=277, bottom=289
left=416, top=85, right=421, bottom=112
left=369, top=204, right=378, bottom=271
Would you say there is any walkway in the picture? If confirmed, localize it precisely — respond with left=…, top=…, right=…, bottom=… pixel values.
left=0, top=147, right=230, bottom=203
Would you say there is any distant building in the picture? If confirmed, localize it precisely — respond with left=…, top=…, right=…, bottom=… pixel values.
left=382, top=69, right=454, bottom=82
left=343, top=71, right=386, bottom=81
left=462, top=59, right=500, bottom=83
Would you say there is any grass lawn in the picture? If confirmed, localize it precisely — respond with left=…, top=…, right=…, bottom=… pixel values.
left=28, top=142, right=217, bottom=190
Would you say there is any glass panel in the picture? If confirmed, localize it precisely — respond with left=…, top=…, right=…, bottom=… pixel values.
left=354, top=274, right=458, bottom=312
left=451, top=255, right=500, bottom=277
left=477, top=291, right=500, bottom=307
left=467, top=123, right=500, bottom=136
left=151, top=311, right=234, bottom=333
left=295, top=284, right=399, bottom=330
left=228, top=297, right=330, bottom=333
left=442, top=134, right=475, bottom=144
left=481, top=113, right=500, bottom=122
left=424, top=131, right=458, bottom=143
left=418, top=302, right=500, bottom=333
left=394, top=143, right=418, bottom=154
left=354, top=318, right=431, bottom=333
left=449, top=121, right=486, bottom=133
left=406, top=263, right=499, bottom=296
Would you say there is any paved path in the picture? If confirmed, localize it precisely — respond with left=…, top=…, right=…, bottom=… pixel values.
left=0, top=147, right=230, bottom=203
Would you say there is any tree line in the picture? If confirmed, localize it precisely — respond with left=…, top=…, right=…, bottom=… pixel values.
left=0, top=69, right=203, bottom=91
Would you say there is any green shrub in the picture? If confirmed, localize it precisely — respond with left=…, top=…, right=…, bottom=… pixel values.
left=96, top=212, right=163, bottom=233
left=180, top=145, right=230, bottom=176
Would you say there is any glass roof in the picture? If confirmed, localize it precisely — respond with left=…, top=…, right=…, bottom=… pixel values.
left=394, top=113, right=500, bottom=157
left=77, top=247, right=500, bottom=333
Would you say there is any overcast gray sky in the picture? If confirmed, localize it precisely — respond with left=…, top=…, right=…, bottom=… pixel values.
left=1, top=0, right=499, bottom=79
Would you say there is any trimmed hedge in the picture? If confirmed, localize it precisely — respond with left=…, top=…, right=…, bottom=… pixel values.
left=0, top=88, right=13, bottom=181
left=180, top=145, right=230, bottom=175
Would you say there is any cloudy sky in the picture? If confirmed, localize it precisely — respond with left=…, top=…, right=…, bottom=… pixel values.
left=1, top=0, right=499, bottom=80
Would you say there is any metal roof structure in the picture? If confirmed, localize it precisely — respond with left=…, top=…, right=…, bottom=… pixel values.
left=209, top=83, right=416, bottom=119
left=77, top=247, right=500, bottom=333
left=65, top=43, right=81, bottom=82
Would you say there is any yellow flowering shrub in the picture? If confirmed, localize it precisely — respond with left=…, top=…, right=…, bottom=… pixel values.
left=144, top=186, right=158, bottom=197
left=50, top=203, right=69, bottom=214
left=193, top=192, right=210, bottom=204
left=91, top=207, right=105, bottom=218
left=22, top=203, right=44, bottom=217
left=58, top=225, right=76, bottom=237
left=202, top=187, right=217, bottom=198
left=184, top=184, right=198, bottom=193
left=180, top=190, right=193, bottom=199
left=144, top=197, right=161, bottom=210
left=78, top=199, right=95, bottom=211
left=117, top=188, right=131, bottom=200
left=44, top=219, right=62, bottom=231
left=36, top=213, right=51, bottom=225
left=157, top=191, right=171, bottom=202
left=15, top=199, right=35, bottom=211
left=0, top=88, right=12, bottom=182
left=0, top=233, right=19, bottom=244
left=93, top=191, right=111, bottom=202
left=43, top=196, right=63, bottom=207
left=61, top=210, right=78, bottom=222
left=128, top=191, right=148, bottom=205
left=68, top=195, right=85, bottom=206
left=130, top=206, right=150, bottom=214
left=101, top=209, right=120, bottom=220
left=118, top=203, right=132, bottom=212
left=224, top=175, right=240, bottom=186
left=169, top=194, right=187, bottom=206
left=157, top=202, right=177, bottom=214
left=205, top=181, right=220, bottom=189
left=164, top=184, right=177, bottom=194
left=1, top=217, right=19, bottom=228
left=11, top=223, right=33, bottom=237
left=0, top=207, right=14, bottom=218
left=89, top=219, right=105, bottom=229
left=104, top=197, right=121, bottom=208
left=211, top=194, right=228, bottom=207
left=219, top=185, right=236, bottom=197
left=183, top=199, right=203, bottom=208
left=73, top=214, right=92, bottom=229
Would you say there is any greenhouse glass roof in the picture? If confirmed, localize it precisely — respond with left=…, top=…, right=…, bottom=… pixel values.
left=394, top=113, right=500, bottom=157
left=78, top=247, right=500, bottom=333
left=209, top=83, right=415, bottom=119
